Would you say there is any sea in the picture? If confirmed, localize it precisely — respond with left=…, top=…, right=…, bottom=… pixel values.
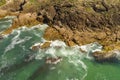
left=0, top=17, right=120, bottom=80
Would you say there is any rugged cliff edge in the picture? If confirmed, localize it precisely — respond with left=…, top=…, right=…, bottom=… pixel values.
left=0, top=0, right=120, bottom=62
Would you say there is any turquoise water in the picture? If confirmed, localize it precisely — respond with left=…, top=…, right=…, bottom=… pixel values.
left=0, top=18, right=120, bottom=80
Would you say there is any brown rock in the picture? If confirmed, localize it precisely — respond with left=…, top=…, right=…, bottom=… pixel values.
left=43, top=27, right=63, bottom=41
left=0, top=9, right=7, bottom=18
left=67, top=40, right=76, bottom=47
left=41, top=42, right=51, bottom=49
left=17, top=12, right=38, bottom=26
left=31, top=45, right=40, bottom=51
left=31, top=42, right=51, bottom=50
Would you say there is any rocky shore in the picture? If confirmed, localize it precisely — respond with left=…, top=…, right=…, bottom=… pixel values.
left=0, top=0, right=120, bottom=62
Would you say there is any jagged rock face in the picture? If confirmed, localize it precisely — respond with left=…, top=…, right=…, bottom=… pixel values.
left=35, top=0, right=120, bottom=36
left=39, top=2, right=86, bottom=30
left=0, top=0, right=120, bottom=50
left=42, top=0, right=120, bottom=47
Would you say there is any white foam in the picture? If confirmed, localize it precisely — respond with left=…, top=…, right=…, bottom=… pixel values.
left=112, top=50, right=120, bottom=60
left=50, top=40, right=67, bottom=47
left=4, top=16, right=16, bottom=19
left=0, top=19, right=12, bottom=24
left=66, top=78, right=79, bottom=80
left=35, top=40, right=102, bottom=61
left=34, top=40, right=88, bottom=80
left=3, top=24, right=48, bottom=38
left=4, top=31, right=32, bottom=53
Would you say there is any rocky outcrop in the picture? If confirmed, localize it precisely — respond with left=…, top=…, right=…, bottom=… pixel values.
left=38, top=0, right=120, bottom=29
left=2, top=12, right=39, bottom=34
left=41, top=0, right=120, bottom=49
left=1, top=0, right=120, bottom=62
left=40, top=0, right=120, bottom=62
left=0, top=0, right=43, bottom=34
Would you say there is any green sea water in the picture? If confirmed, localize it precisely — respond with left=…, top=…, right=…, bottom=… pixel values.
left=0, top=18, right=120, bottom=80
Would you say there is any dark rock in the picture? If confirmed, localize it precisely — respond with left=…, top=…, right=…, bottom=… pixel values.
left=24, top=54, right=35, bottom=62
left=92, top=2, right=108, bottom=12
left=0, top=35, right=3, bottom=40
left=112, top=13, right=120, bottom=25
left=40, top=6, right=56, bottom=23
left=93, top=50, right=120, bottom=62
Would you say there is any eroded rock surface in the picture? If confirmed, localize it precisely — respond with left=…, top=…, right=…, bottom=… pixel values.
left=41, top=0, right=120, bottom=49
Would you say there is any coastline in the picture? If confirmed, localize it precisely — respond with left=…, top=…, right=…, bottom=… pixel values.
left=1, top=0, right=120, bottom=62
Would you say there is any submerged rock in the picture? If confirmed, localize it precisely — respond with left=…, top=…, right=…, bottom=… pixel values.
left=45, top=57, right=62, bottom=65
left=31, top=42, right=51, bottom=51
left=93, top=50, right=120, bottom=62
left=0, top=35, right=4, bottom=40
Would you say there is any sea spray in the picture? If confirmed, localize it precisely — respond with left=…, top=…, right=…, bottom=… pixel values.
left=80, top=42, right=102, bottom=59
left=34, top=40, right=103, bottom=80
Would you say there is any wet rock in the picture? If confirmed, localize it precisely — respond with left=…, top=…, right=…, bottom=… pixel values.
left=31, top=44, right=40, bottom=51
left=67, top=40, right=76, bottom=47
left=45, top=57, right=62, bottom=64
left=92, top=1, right=109, bottom=12
left=93, top=50, right=120, bottom=62
left=31, top=42, right=51, bottom=51
left=24, top=54, right=35, bottom=62
left=0, top=35, right=3, bottom=40
left=40, top=42, right=51, bottom=49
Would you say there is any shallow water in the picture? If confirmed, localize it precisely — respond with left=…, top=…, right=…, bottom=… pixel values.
left=0, top=18, right=120, bottom=80
left=0, top=17, right=13, bottom=33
